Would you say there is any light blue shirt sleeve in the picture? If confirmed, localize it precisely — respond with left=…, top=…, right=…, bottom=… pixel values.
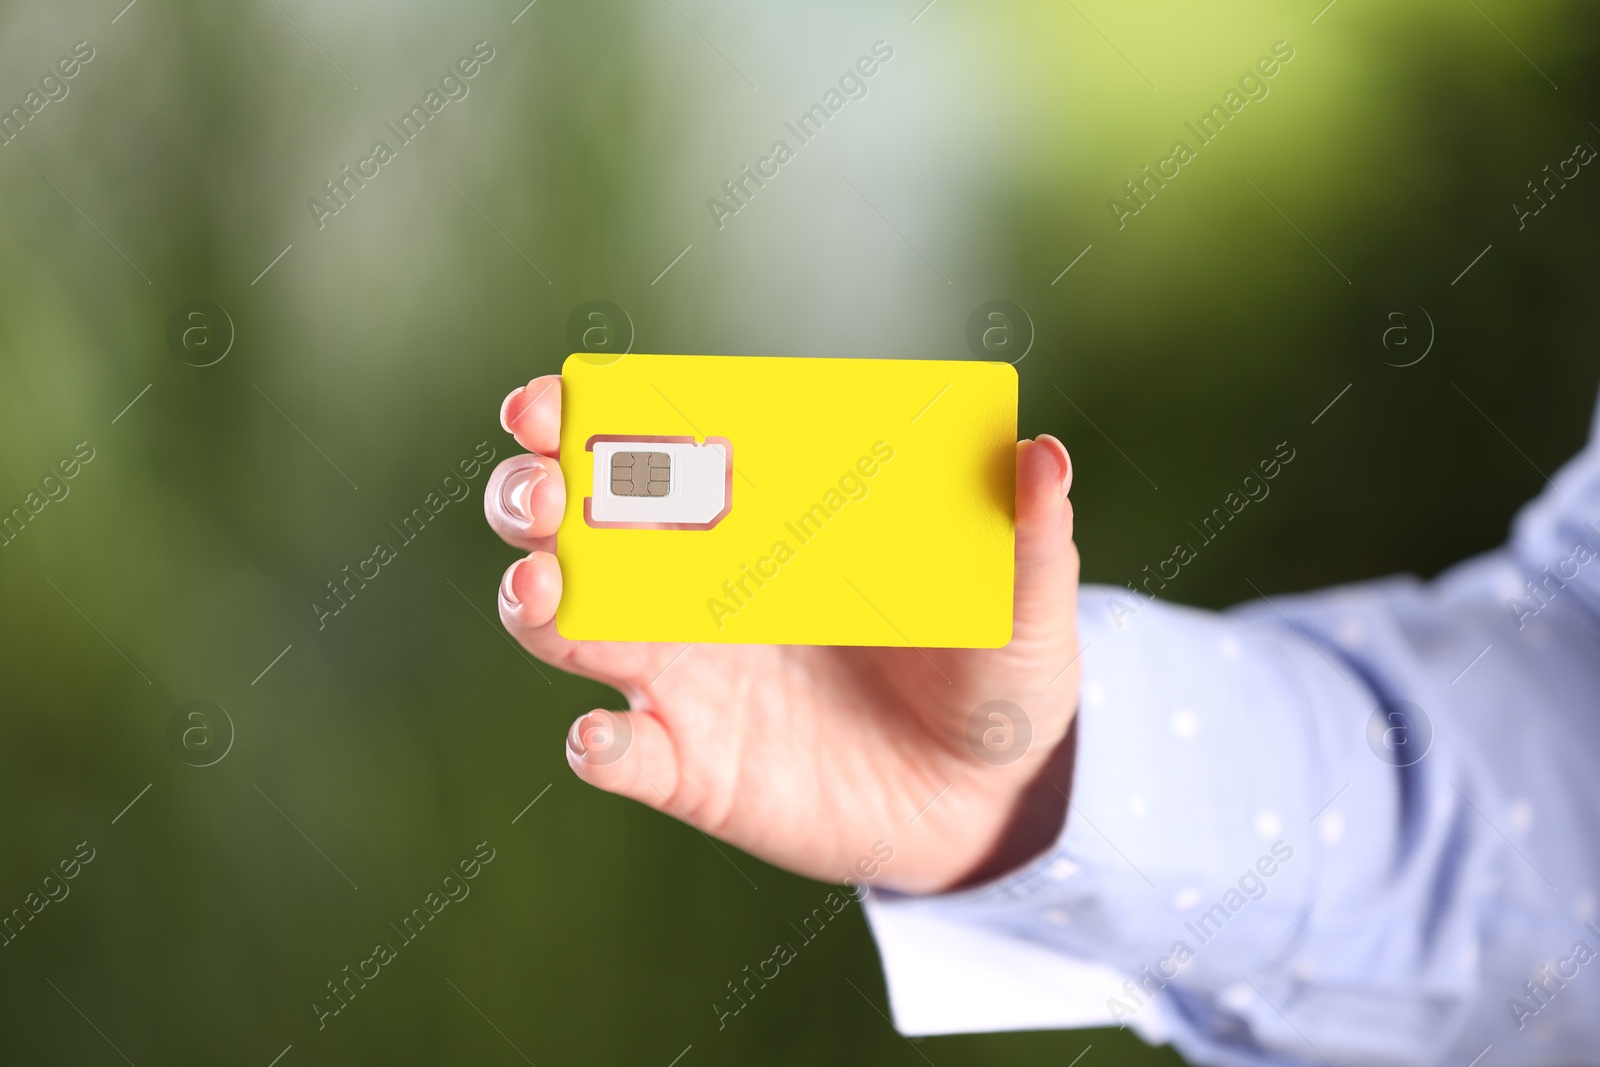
left=863, top=395, right=1600, bottom=1066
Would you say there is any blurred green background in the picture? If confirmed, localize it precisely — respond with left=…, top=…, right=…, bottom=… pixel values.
left=1, top=0, right=1596, bottom=1063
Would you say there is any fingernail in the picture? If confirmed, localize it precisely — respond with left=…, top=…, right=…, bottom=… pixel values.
left=566, top=716, right=588, bottom=758
left=500, top=560, right=526, bottom=610
left=499, top=463, right=548, bottom=526
left=1037, top=434, right=1072, bottom=497
left=499, top=388, right=526, bottom=434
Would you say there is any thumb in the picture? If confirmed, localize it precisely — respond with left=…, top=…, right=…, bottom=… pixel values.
left=1013, top=435, right=1079, bottom=649
left=566, top=707, right=684, bottom=812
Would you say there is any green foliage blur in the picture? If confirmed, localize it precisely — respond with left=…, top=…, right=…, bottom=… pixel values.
left=0, top=0, right=1595, bottom=1063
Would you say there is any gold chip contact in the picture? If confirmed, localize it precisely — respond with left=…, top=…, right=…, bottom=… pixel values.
left=610, top=451, right=671, bottom=497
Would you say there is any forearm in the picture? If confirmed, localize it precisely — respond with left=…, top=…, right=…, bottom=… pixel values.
left=866, top=563, right=1600, bottom=1062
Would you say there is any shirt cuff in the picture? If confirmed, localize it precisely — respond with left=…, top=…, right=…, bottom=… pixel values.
left=861, top=888, right=1165, bottom=1038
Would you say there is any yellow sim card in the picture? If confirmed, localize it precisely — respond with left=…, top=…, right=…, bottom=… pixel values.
left=556, top=353, right=1017, bottom=647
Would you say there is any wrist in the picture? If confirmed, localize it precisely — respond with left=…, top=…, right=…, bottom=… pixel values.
left=939, top=714, right=1078, bottom=891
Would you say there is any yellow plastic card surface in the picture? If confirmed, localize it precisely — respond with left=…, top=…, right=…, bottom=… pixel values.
left=556, top=353, right=1017, bottom=647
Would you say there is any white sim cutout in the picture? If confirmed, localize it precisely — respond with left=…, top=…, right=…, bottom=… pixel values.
left=584, top=435, right=732, bottom=530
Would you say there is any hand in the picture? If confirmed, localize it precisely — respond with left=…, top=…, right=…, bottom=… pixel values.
left=484, top=375, right=1083, bottom=893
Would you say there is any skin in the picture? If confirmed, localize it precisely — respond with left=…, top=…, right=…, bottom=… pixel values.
left=484, top=375, right=1082, bottom=894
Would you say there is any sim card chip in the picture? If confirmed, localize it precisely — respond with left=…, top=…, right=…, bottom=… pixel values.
left=610, top=451, right=671, bottom=497
left=585, top=435, right=732, bottom=530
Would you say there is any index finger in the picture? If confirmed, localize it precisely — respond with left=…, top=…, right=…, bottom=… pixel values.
left=499, top=374, right=562, bottom=456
